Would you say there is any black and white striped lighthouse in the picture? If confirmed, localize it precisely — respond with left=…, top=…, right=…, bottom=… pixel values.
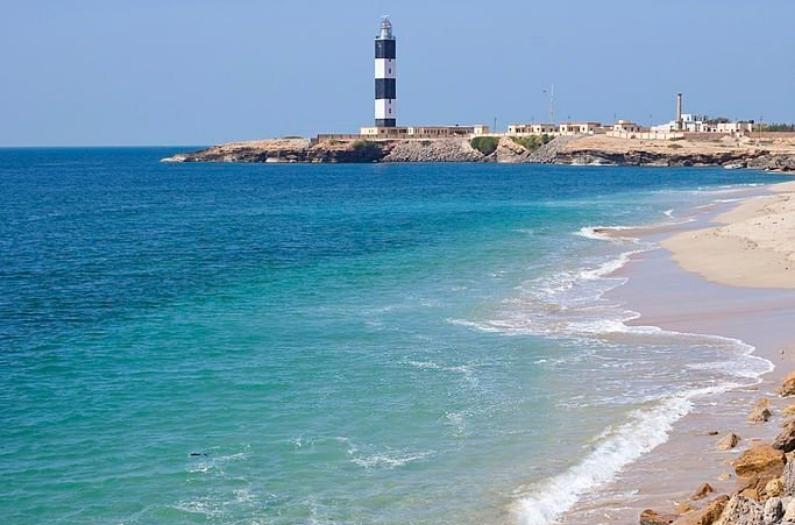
left=374, top=17, right=396, bottom=127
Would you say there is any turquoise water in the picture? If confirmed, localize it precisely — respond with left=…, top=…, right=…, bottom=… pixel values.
left=0, top=149, right=781, bottom=525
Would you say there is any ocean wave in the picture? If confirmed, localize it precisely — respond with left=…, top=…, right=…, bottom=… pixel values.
left=514, top=383, right=744, bottom=525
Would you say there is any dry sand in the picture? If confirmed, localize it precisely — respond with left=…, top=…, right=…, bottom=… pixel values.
left=662, top=181, right=795, bottom=288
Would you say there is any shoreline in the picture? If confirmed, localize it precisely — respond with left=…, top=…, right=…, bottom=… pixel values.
left=558, top=181, right=795, bottom=524
left=162, top=135, right=795, bottom=171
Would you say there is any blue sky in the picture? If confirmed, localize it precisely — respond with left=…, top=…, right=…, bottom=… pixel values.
left=2, top=0, right=794, bottom=146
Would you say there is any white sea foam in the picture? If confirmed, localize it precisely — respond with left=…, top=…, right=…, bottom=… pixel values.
left=351, top=450, right=432, bottom=469
left=450, top=209, right=774, bottom=524
left=406, top=359, right=479, bottom=387
left=574, top=226, right=633, bottom=242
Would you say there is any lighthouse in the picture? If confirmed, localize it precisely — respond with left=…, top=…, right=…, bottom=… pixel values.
left=374, top=17, right=396, bottom=127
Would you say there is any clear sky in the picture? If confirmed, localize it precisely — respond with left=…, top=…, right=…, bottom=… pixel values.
left=2, top=0, right=794, bottom=146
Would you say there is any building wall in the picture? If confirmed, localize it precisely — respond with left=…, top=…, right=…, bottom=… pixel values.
left=607, top=131, right=684, bottom=140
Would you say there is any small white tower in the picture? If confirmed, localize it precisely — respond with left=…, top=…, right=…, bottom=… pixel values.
left=374, top=17, right=396, bottom=127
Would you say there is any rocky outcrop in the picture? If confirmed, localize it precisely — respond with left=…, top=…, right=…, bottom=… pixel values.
left=638, top=371, right=795, bottom=525
left=674, top=496, right=730, bottom=525
left=162, top=135, right=795, bottom=170
left=488, top=137, right=533, bottom=163
left=782, top=457, right=795, bottom=497
left=779, top=373, right=795, bottom=397
left=764, top=498, right=785, bottom=524
left=526, top=135, right=583, bottom=163
left=733, top=445, right=786, bottom=479
left=747, top=155, right=795, bottom=172
left=714, top=496, right=765, bottom=525
left=773, top=422, right=795, bottom=453
left=380, top=139, right=484, bottom=162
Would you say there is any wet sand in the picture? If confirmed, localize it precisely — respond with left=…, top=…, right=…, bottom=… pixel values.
left=560, top=182, right=795, bottom=524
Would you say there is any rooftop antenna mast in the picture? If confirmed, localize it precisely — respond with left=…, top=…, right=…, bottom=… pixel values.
left=543, top=84, right=555, bottom=122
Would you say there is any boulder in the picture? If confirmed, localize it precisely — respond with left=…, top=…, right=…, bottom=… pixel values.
left=764, top=497, right=784, bottom=524
left=749, top=399, right=773, bottom=423
left=677, top=501, right=697, bottom=514
left=717, top=433, right=742, bottom=451
left=783, top=406, right=795, bottom=417
left=766, top=478, right=786, bottom=498
left=779, top=372, right=795, bottom=397
left=734, top=445, right=786, bottom=479
left=714, top=495, right=764, bottom=525
left=783, top=498, right=795, bottom=524
left=773, top=420, right=795, bottom=452
left=692, top=483, right=716, bottom=501
left=641, top=509, right=678, bottom=525
left=739, top=487, right=761, bottom=501
left=783, top=457, right=795, bottom=496
left=674, top=495, right=730, bottom=525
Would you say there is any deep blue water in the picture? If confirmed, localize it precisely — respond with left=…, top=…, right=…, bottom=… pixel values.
left=0, top=149, right=781, bottom=524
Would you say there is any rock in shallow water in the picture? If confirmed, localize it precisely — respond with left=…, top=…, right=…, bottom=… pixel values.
left=692, top=483, right=716, bottom=501
left=717, top=433, right=742, bottom=451
left=749, top=399, right=773, bottom=423
left=641, top=508, right=678, bottom=525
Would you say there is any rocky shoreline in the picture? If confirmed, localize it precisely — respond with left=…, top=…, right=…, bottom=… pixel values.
left=638, top=373, right=795, bottom=525
left=163, top=134, right=795, bottom=171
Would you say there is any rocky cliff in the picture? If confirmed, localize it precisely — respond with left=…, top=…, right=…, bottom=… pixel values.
left=163, top=135, right=795, bottom=172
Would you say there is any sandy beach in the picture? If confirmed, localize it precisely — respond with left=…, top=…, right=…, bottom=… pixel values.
left=561, top=178, right=795, bottom=524
left=662, top=181, right=795, bottom=288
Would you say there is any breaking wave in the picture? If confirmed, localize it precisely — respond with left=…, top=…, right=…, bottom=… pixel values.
left=450, top=211, right=773, bottom=525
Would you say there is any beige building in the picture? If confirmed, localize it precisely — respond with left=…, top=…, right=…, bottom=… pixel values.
left=716, top=121, right=754, bottom=135
left=559, top=122, right=603, bottom=135
left=359, top=125, right=490, bottom=138
left=508, top=122, right=604, bottom=136
left=612, top=120, right=644, bottom=133
left=508, top=123, right=558, bottom=135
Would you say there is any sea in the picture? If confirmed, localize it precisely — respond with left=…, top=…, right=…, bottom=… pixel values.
left=0, top=148, right=783, bottom=525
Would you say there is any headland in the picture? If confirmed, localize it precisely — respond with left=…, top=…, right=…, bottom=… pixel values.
left=163, top=133, right=795, bottom=172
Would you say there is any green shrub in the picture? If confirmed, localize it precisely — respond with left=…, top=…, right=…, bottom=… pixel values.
left=509, top=134, right=554, bottom=152
left=758, top=123, right=795, bottom=132
left=470, top=136, right=499, bottom=155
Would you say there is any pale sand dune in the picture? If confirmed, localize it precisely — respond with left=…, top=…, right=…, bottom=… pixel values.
left=663, top=181, right=795, bottom=288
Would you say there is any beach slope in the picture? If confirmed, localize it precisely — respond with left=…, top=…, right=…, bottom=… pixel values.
left=663, top=181, right=795, bottom=288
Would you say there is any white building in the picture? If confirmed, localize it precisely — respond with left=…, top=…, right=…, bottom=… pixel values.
left=507, top=122, right=604, bottom=136
left=651, top=94, right=754, bottom=136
